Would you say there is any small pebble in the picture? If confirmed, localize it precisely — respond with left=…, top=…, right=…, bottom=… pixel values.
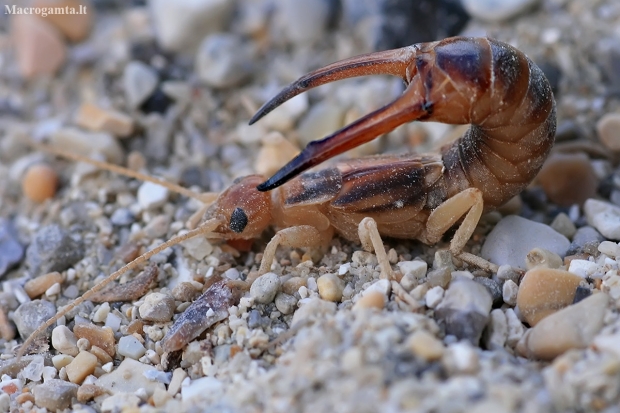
left=32, top=379, right=78, bottom=411
left=519, top=293, right=608, bottom=360
left=461, top=0, right=540, bottom=22
left=25, top=224, right=85, bottom=275
left=483, top=309, right=508, bottom=350
left=597, top=112, right=620, bottom=151
left=74, top=102, right=133, bottom=137
left=481, top=215, right=570, bottom=268
left=276, top=0, right=333, bottom=45
left=50, top=127, right=124, bottom=164
left=22, top=355, right=45, bottom=381
left=24, top=272, right=63, bottom=298
left=101, top=393, right=141, bottom=412
left=592, top=332, right=620, bottom=360
left=195, top=33, right=253, bottom=89
left=150, top=0, right=234, bottom=52
left=137, top=182, right=170, bottom=210
left=65, top=351, right=98, bottom=384
left=435, top=279, right=492, bottom=344
left=550, top=212, right=577, bottom=239
left=398, top=260, right=427, bottom=291
left=168, top=368, right=187, bottom=396
left=537, top=153, right=598, bottom=206
left=567, top=226, right=604, bottom=255
left=426, top=267, right=452, bottom=288
left=0, top=219, right=24, bottom=277
left=502, top=279, right=519, bottom=306
left=353, top=291, right=386, bottom=311
left=407, top=330, right=444, bottom=362
left=443, top=341, right=479, bottom=375
left=525, top=248, right=563, bottom=270
left=254, top=132, right=300, bottom=177
left=92, top=302, right=110, bottom=323
left=282, top=277, right=306, bottom=295
left=297, top=101, right=345, bottom=146
left=473, top=277, right=502, bottom=306
left=599, top=241, right=620, bottom=258
left=12, top=299, right=56, bottom=338
left=123, top=61, right=159, bottom=109
left=274, top=293, right=298, bottom=315
left=11, top=14, right=67, bottom=79
left=182, top=376, right=223, bottom=402
left=517, top=268, right=583, bottom=326
left=424, top=286, right=444, bottom=309
left=90, top=345, right=113, bottom=365
left=73, top=323, right=116, bottom=357
left=139, top=293, right=175, bottom=322
left=52, top=354, right=74, bottom=370
left=22, top=164, right=58, bottom=203
left=105, top=313, right=122, bottom=332
left=250, top=272, right=280, bottom=304
left=505, top=309, right=525, bottom=347
left=317, top=274, right=345, bottom=302
left=584, top=199, right=620, bottom=240
left=97, top=358, right=165, bottom=396
left=52, top=325, right=79, bottom=356
left=117, top=335, right=147, bottom=360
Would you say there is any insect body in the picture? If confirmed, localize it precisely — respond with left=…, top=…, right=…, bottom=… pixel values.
left=20, top=36, right=555, bottom=356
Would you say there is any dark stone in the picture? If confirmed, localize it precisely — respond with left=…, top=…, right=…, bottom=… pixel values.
left=342, top=0, right=469, bottom=50
left=573, top=286, right=592, bottom=304
left=473, top=277, right=503, bottom=307
left=140, top=88, right=173, bottom=114
left=26, top=225, right=85, bottom=276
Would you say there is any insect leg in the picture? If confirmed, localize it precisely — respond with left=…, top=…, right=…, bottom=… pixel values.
left=257, top=225, right=328, bottom=275
left=425, top=188, right=499, bottom=273
left=358, top=217, right=396, bottom=280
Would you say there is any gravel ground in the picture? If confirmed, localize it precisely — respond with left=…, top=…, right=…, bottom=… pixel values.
left=1, top=0, right=620, bottom=412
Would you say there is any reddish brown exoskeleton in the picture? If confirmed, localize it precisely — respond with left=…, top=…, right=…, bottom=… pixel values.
left=20, top=36, right=555, bottom=355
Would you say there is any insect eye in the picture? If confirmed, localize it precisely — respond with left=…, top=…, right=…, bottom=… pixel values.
left=229, top=207, right=248, bottom=233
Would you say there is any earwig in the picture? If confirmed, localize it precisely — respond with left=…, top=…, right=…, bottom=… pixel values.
left=18, top=36, right=555, bottom=357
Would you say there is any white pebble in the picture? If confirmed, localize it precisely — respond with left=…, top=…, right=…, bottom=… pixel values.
left=51, top=325, right=78, bottom=356
left=425, top=286, right=444, bottom=308
left=118, top=335, right=147, bottom=359
left=92, top=302, right=110, bottom=323
left=137, top=182, right=169, bottom=210
left=105, top=312, right=122, bottom=332
left=568, top=259, right=602, bottom=278
left=598, top=241, right=620, bottom=258
left=250, top=272, right=280, bottom=304
left=397, top=260, right=427, bottom=279
left=364, top=279, right=391, bottom=296
left=338, top=263, right=351, bottom=275
left=502, top=279, right=519, bottom=306
left=461, top=0, right=540, bottom=22
left=481, top=215, right=570, bottom=269
left=223, top=268, right=240, bottom=280
left=306, top=277, right=318, bottom=292
left=44, top=282, right=61, bottom=297
left=584, top=199, right=620, bottom=240
left=123, top=61, right=158, bottom=109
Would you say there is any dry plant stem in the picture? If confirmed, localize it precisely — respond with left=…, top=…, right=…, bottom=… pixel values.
left=17, top=218, right=222, bottom=360
left=29, top=141, right=217, bottom=204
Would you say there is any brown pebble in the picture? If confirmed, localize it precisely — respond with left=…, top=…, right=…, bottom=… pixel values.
left=24, top=272, right=63, bottom=298
left=126, top=319, right=144, bottom=336
left=77, top=384, right=109, bottom=403
left=516, top=268, right=583, bottom=326
left=282, top=277, right=307, bottom=295
left=89, top=345, right=113, bottom=365
left=254, top=132, right=300, bottom=177
left=11, top=15, right=67, bottom=79
left=65, top=351, right=98, bottom=384
left=597, top=113, right=620, bottom=151
left=74, top=102, right=133, bottom=137
left=353, top=291, right=385, bottom=311
left=15, top=392, right=35, bottom=405
left=518, top=293, right=609, bottom=360
left=33, top=0, right=93, bottom=42
left=22, top=164, right=58, bottom=203
left=73, top=324, right=116, bottom=357
left=0, top=308, right=15, bottom=341
left=537, top=153, right=598, bottom=206
left=407, top=330, right=444, bottom=362
left=317, top=274, right=344, bottom=302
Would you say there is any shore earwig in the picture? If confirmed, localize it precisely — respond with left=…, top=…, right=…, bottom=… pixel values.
left=19, top=36, right=555, bottom=356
